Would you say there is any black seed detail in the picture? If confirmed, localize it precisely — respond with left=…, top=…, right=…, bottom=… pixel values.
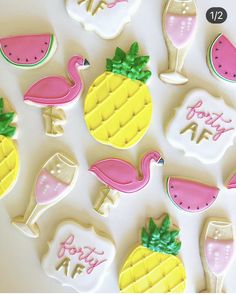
left=9, top=53, right=12, bottom=56
left=174, top=195, right=177, bottom=198
left=213, top=196, right=216, bottom=199
left=216, top=48, right=219, bottom=51
left=215, top=56, right=218, bottom=59
left=41, top=50, right=44, bottom=53
left=188, top=206, right=190, bottom=209
left=219, top=41, right=222, bottom=44
left=4, top=45, right=7, bottom=48
left=45, top=42, right=48, bottom=45
left=219, top=65, right=222, bottom=68
left=206, top=203, right=209, bottom=206
left=197, top=207, right=200, bottom=210
left=234, top=75, right=236, bottom=78
left=180, top=202, right=183, bottom=205
left=17, top=58, right=20, bottom=61
left=26, top=59, right=28, bottom=62
left=35, top=57, right=37, bottom=60
left=225, top=72, right=228, bottom=75
left=171, top=186, right=174, bottom=189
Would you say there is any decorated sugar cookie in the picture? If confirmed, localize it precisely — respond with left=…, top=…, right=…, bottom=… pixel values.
left=160, top=0, right=197, bottom=85
left=119, top=214, right=186, bottom=293
left=66, top=0, right=141, bottom=39
left=208, top=34, right=236, bottom=83
left=0, top=34, right=56, bottom=68
left=0, top=97, right=19, bottom=198
left=84, top=42, right=152, bottom=149
left=90, top=151, right=164, bottom=216
left=167, top=89, right=236, bottom=164
left=42, top=220, right=115, bottom=292
left=12, top=153, right=78, bottom=238
left=166, top=177, right=219, bottom=213
left=226, top=172, right=236, bottom=189
left=200, top=218, right=235, bottom=293
left=24, top=55, right=90, bottom=136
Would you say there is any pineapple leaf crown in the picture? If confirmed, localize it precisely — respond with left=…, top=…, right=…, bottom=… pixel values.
left=106, top=42, right=152, bottom=83
left=141, top=215, right=182, bottom=256
left=0, top=98, right=16, bottom=138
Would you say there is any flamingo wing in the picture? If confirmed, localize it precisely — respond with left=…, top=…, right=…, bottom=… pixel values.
left=89, top=158, right=138, bottom=186
left=24, top=76, right=71, bottom=106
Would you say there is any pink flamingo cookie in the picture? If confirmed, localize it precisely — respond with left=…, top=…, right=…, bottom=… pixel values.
left=24, top=55, right=90, bottom=137
left=90, top=151, right=164, bottom=216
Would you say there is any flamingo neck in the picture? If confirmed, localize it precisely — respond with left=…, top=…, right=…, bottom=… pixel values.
left=68, top=57, right=82, bottom=86
left=138, top=153, right=153, bottom=186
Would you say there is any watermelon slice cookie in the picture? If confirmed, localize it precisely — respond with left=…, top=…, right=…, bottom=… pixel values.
left=166, top=177, right=219, bottom=213
left=208, top=33, right=236, bottom=83
left=0, top=34, right=57, bottom=68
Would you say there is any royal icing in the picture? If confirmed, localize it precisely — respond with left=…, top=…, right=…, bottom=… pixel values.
left=208, top=34, right=236, bottom=83
left=160, top=0, right=197, bottom=85
left=167, top=89, right=236, bottom=163
left=42, top=221, right=115, bottom=292
left=0, top=34, right=56, bottom=68
left=24, top=55, right=89, bottom=136
left=166, top=177, right=219, bottom=213
left=12, top=153, right=78, bottom=238
left=0, top=97, right=19, bottom=199
left=90, top=151, right=164, bottom=216
left=66, top=0, right=141, bottom=39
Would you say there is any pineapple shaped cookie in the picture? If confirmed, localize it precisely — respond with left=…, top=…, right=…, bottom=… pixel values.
left=84, top=42, right=152, bottom=149
left=0, top=98, right=19, bottom=198
left=119, top=214, right=186, bottom=293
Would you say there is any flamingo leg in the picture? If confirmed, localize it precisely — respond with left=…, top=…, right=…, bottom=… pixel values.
left=94, top=186, right=120, bottom=217
left=42, top=107, right=66, bottom=137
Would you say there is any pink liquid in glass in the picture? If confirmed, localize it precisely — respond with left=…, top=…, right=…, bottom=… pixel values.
left=35, top=169, right=69, bottom=205
left=205, top=237, right=234, bottom=275
left=165, top=13, right=197, bottom=49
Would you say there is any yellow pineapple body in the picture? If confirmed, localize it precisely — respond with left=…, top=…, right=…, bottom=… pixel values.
left=84, top=72, right=152, bottom=149
left=0, top=135, right=19, bottom=198
left=119, top=246, right=186, bottom=293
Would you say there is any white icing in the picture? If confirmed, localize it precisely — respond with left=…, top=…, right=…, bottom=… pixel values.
left=167, top=89, right=236, bottom=164
left=66, top=0, right=141, bottom=39
left=42, top=221, right=115, bottom=292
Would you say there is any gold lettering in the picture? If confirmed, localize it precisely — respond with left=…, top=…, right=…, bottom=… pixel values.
left=78, top=0, right=107, bottom=15
left=71, top=264, right=85, bottom=279
left=55, top=257, right=70, bottom=276
left=180, top=122, right=198, bottom=141
left=196, top=129, right=213, bottom=144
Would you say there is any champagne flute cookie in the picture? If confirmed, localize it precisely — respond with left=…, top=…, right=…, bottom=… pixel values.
left=0, top=34, right=56, bottom=69
left=160, top=0, right=197, bottom=85
left=0, top=97, right=19, bottom=199
left=90, top=151, right=164, bottom=216
left=66, top=0, right=141, bottom=39
left=42, top=220, right=115, bottom=292
left=208, top=33, right=236, bottom=83
left=24, top=55, right=90, bottom=137
left=84, top=42, right=152, bottom=149
left=12, top=153, right=78, bottom=238
left=200, top=218, right=235, bottom=293
left=119, top=214, right=186, bottom=293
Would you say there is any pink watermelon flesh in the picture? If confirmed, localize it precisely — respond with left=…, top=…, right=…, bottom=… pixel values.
left=0, top=34, right=54, bottom=67
left=167, top=177, right=219, bottom=213
left=227, top=174, right=236, bottom=189
left=209, top=34, right=236, bottom=82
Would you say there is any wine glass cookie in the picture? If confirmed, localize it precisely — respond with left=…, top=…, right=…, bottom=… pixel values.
left=12, top=153, right=78, bottom=238
left=200, top=218, right=235, bottom=293
left=0, top=97, right=19, bottom=199
left=166, top=89, right=236, bottom=164
left=90, top=151, right=164, bottom=216
left=84, top=42, right=152, bottom=149
left=24, top=55, right=90, bottom=137
left=42, top=220, right=115, bottom=292
left=0, top=34, right=56, bottom=69
left=66, top=0, right=141, bottom=39
left=166, top=177, right=219, bottom=213
left=119, top=214, right=186, bottom=293
left=160, top=0, right=197, bottom=85
left=208, top=34, right=236, bottom=83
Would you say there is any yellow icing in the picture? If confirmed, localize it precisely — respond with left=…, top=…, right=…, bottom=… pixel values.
left=119, top=246, right=186, bottom=293
left=0, top=135, right=19, bottom=198
left=84, top=72, right=152, bottom=149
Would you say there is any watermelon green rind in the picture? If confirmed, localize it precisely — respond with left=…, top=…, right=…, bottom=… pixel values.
left=208, top=33, right=236, bottom=83
left=166, top=177, right=182, bottom=211
left=0, top=34, right=55, bottom=68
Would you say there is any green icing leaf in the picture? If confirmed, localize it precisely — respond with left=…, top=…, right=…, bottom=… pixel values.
left=0, top=99, right=16, bottom=138
left=105, top=42, right=151, bottom=83
left=141, top=215, right=181, bottom=256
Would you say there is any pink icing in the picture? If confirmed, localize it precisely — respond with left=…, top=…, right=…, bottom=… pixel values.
left=165, top=14, right=197, bottom=49
left=186, top=100, right=234, bottom=141
left=58, top=235, right=107, bottom=274
left=24, top=55, right=86, bottom=106
left=35, top=169, right=69, bottom=205
left=210, top=34, right=236, bottom=82
left=0, top=34, right=53, bottom=65
left=107, top=0, right=128, bottom=8
left=205, top=237, right=234, bottom=275
left=167, top=177, right=219, bottom=213
left=89, top=151, right=163, bottom=193
left=227, top=173, right=236, bottom=189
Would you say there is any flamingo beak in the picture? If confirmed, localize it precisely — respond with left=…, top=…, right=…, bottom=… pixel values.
left=158, top=157, right=164, bottom=165
left=84, top=59, right=90, bottom=66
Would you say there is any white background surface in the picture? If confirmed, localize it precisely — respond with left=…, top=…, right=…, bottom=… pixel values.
left=0, top=0, right=236, bottom=292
